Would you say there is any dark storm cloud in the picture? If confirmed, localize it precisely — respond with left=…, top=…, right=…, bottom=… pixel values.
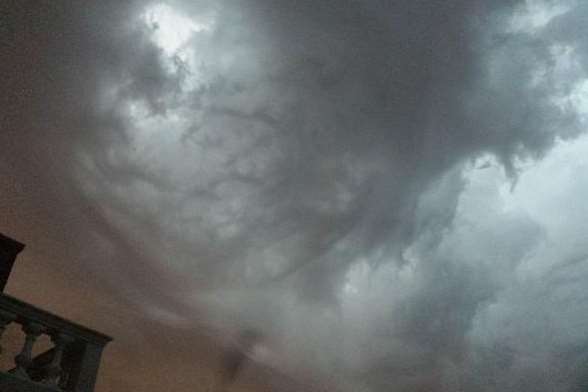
left=2, top=0, right=588, bottom=391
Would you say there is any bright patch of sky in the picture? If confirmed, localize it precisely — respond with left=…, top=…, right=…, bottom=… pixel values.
left=142, top=3, right=212, bottom=56
left=509, top=0, right=573, bottom=33
left=141, top=3, right=216, bottom=91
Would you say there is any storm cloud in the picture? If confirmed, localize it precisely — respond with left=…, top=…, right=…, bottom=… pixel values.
left=2, top=0, right=588, bottom=391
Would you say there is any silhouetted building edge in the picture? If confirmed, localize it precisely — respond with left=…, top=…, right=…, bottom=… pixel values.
left=0, top=233, right=25, bottom=292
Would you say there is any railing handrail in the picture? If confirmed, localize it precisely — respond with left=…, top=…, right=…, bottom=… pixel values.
left=0, top=294, right=112, bottom=346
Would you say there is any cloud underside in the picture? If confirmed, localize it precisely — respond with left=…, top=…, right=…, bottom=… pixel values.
left=2, top=0, right=588, bottom=391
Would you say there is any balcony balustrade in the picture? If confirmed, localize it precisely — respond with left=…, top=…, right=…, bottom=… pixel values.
left=0, top=234, right=111, bottom=392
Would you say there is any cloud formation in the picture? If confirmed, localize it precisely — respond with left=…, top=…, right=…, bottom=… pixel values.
left=2, top=0, right=588, bottom=391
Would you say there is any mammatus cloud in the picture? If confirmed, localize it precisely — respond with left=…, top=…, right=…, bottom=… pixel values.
left=2, top=0, right=588, bottom=391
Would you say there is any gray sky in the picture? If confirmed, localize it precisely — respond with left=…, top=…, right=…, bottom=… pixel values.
left=2, top=0, right=588, bottom=391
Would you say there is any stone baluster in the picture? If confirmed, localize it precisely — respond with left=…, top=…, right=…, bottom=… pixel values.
left=0, top=309, right=17, bottom=354
left=12, top=321, right=44, bottom=379
left=43, top=332, right=73, bottom=387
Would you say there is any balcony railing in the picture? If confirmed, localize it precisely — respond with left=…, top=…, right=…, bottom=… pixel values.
left=0, top=293, right=112, bottom=392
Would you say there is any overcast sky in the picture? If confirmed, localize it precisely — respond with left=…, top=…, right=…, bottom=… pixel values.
left=2, top=0, right=588, bottom=391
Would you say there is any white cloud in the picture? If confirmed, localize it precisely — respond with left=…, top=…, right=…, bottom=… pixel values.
left=142, top=3, right=213, bottom=56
